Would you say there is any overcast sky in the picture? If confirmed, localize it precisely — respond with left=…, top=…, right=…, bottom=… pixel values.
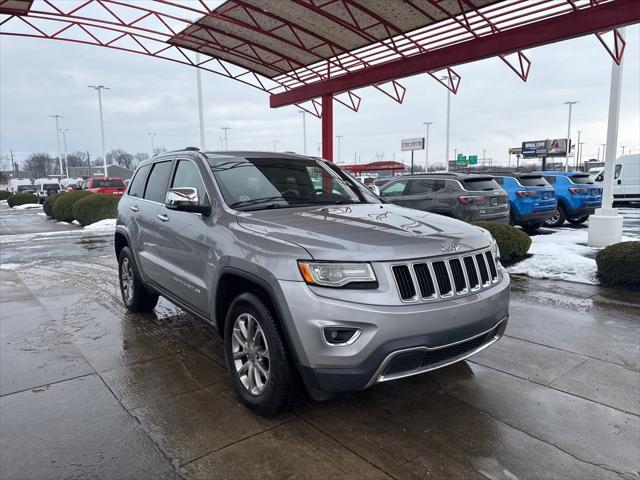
left=1, top=17, right=638, bottom=169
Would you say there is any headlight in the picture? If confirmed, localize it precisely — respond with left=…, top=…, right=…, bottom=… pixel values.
left=491, top=238, right=501, bottom=261
left=298, top=261, right=376, bottom=287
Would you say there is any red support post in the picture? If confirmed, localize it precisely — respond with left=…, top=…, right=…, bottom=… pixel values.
left=321, top=94, right=333, bottom=162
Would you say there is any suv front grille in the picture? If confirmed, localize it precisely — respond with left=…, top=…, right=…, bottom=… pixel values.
left=392, top=249, right=499, bottom=302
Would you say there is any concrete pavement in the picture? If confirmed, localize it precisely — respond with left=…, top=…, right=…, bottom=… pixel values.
left=1, top=207, right=639, bottom=480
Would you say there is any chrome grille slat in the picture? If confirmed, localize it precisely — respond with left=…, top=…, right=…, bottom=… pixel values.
left=392, top=249, right=499, bottom=303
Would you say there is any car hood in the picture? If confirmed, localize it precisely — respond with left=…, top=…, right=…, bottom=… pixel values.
left=236, top=203, right=492, bottom=261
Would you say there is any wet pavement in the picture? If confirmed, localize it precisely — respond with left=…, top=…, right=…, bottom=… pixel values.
left=1, top=205, right=639, bottom=480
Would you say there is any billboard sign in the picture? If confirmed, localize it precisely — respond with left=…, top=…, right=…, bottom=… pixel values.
left=521, top=140, right=547, bottom=157
left=401, top=137, right=425, bottom=151
left=509, top=147, right=522, bottom=155
left=546, top=138, right=569, bottom=157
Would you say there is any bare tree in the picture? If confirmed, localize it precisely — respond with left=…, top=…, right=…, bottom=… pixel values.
left=106, top=149, right=135, bottom=170
left=134, top=152, right=149, bottom=166
left=65, top=151, right=89, bottom=168
left=24, top=153, right=56, bottom=178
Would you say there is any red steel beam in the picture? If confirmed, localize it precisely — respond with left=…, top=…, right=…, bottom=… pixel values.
left=270, top=0, right=640, bottom=108
left=321, top=94, right=333, bottom=161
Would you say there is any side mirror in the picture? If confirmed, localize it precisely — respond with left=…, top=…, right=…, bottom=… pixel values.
left=165, top=187, right=211, bottom=216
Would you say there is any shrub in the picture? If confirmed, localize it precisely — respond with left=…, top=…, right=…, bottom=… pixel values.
left=73, top=193, right=120, bottom=226
left=43, top=192, right=66, bottom=217
left=473, top=221, right=532, bottom=263
left=7, top=192, right=38, bottom=207
left=52, top=190, right=93, bottom=222
left=596, top=241, right=640, bottom=289
left=0, top=190, right=12, bottom=201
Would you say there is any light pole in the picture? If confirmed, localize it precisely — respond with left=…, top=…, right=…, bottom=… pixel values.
left=600, top=143, right=606, bottom=161
left=88, top=85, right=109, bottom=177
left=148, top=133, right=158, bottom=155
left=61, top=128, right=70, bottom=179
left=621, top=146, right=627, bottom=155
left=221, top=127, right=230, bottom=150
left=482, top=149, right=486, bottom=167
left=575, top=130, right=582, bottom=170
left=273, top=139, right=279, bottom=151
left=579, top=142, right=585, bottom=169
left=335, top=135, right=343, bottom=162
left=298, top=110, right=307, bottom=155
left=423, top=121, right=433, bottom=171
left=48, top=114, right=64, bottom=178
left=563, top=100, right=578, bottom=172
left=195, top=52, right=206, bottom=150
left=441, top=76, right=451, bottom=172
left=218, top=137, right=224, bottom=149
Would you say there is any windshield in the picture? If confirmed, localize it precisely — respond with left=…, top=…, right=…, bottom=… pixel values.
left=462, top=178, right=501, bottom=191
left=17, top=185, right=34, bottom=191
left=93, top=179, right=124, bottom=188
left=518, top=176, right=550, bottom=187
left=209, top=156, right=379, bottom=211
left=569, top=175, right=594, bottom=185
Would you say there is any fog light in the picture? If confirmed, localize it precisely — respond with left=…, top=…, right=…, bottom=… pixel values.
left=323, top=327, right=360, bottom=345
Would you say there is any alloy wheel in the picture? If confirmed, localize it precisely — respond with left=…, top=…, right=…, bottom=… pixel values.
left=231, top=313, right=270, bottom=395
left=120, top=257, right=134, bottom=304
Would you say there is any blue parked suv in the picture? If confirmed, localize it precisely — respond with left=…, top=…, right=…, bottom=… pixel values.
left=491, top=173, right=557, bottom=232
left=539, top=171, right=602, bottom=227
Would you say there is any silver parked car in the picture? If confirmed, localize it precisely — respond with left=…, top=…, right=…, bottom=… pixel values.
left=116, top=150, right=510, bottom=416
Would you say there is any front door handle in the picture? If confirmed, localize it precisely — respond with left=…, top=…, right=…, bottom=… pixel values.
left=157, top=214, right=169, bottom=222
left=130, top=205, right=139, bottom=212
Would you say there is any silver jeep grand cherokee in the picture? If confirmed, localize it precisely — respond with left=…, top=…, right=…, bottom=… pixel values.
left=116, top=150, right=509, bottom=416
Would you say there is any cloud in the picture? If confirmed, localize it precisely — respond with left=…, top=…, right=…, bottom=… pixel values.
left=1, top=25, right=638, bottom=168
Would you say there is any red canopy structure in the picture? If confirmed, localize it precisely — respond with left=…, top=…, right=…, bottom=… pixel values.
left=341, top=161, right=406, bottom=175
left=1, top=0, right=638, bottom=160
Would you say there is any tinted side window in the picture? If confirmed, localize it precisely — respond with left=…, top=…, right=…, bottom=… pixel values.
left=144, top=161, right=173, bottom=203
left=171, top=160, right=208, bottom=205
left=380, top=180, right=408, bottom=196
left=544, top=176, right=556, bottom=184
left=614, top=164, right=622, bottom=179
left=408, top=179, right=434, bottom=195
left=493, top=177, right=504, bottom=186
left=128, top=164, right=151, bottom=198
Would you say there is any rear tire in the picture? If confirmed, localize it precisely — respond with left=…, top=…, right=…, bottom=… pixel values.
left=118, top=246, right=158, bottom=313
left=567, top=216, right=589, bottom=225
left=224, top=292, right=301, bottom=417
left=523, top=222, right=542, bottom=233
left=543, top=205, right=566, bottom=228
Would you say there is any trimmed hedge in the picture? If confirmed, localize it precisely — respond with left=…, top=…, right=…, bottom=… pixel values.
left=7, top=192, right=38, bottom=207
left=43, top=192, right=66, bottom=217
left=73, top=193, right=120, bottom=226
left=596, top=241, right=640, bottom=289
left=52, top=190, right=93, bottom=222
left=473, top=221, right=532, bottom=263
left=0, top=190, right=12, bottom=201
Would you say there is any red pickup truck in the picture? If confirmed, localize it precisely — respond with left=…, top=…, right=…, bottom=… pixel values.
left=81, top=177, right=126, bottom=195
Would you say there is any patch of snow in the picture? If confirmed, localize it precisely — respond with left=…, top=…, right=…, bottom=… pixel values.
left=37, top=212, right=47, bottom=216
left=12, top=203, right=42, bottom=210
left=83, top=218, right=116, bottom=231
left=56, top=221, right=70, bottom=225
left=508, top=227, right=636, bottom=285
left=0, top=262, right=22, bottom=270
left=0, top=200, right=7, bottom=205
left=72, top=220, right=81, bottom=225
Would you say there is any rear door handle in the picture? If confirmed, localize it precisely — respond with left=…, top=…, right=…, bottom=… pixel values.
left=129, top=205, right=139, bottom=212
left=157, top=214, right=169, bottom=222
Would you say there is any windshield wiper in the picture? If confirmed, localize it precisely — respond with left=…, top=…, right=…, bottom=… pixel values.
left=229, top=196, right=287, bottom=210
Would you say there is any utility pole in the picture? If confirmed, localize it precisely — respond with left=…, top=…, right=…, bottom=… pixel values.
left=88, top=85, right=109, bottom=177
left=221, top=127, right=230, bottom=150
left=423, top=121, right=433, bottom=172
left=575, top=130, right=582, bottom=170
left=441, top=76, right=451, bottom=172
left=195, top=53, right=206, bottom=150
left=61, top=128, right=70, bottom=179
left=298, top=110, right=307, bottom=155
left=335, top=135, right=343, bottom=162
left=600, top=143, right=606, bottom=161
left=563, top=100, right=578, bottom=172
left=48, top=115, right=64, bottom=178
left=148, top=133, right=158, bottom=155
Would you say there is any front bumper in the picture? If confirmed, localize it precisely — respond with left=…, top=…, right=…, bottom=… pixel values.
left=280, top=268, right=510, bottom=394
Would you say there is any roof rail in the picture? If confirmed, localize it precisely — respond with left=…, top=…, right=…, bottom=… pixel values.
left=184, top=146, right=200, bottom=151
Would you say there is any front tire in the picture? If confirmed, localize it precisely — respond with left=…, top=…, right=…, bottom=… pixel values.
left=118, top=246, right=158, bottom=313
left=543, top=205, right=566, bottom=228
left=224, top=292, right=300, bottom=417
left=567, top=216, right=589, bottom=225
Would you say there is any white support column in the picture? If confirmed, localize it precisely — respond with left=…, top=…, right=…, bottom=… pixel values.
left=588, top=27, right=625, bottom=248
